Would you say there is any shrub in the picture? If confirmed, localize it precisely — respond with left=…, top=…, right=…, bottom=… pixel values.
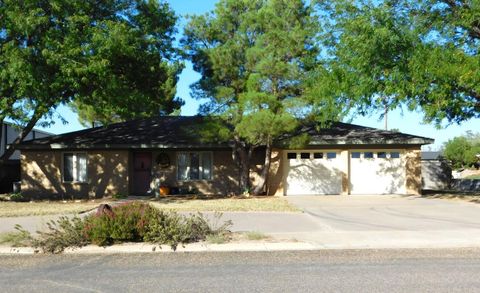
left=84, top=202, right=153, bottom=246
left=21, top=202, right=233, bottom=253
left=33, top=216, right=89, bottom=254
left=142, top=209, right=189, bottom=250
left=9, top=193, right=27, bottom=202
left=112, top=193, right=127, bottom=200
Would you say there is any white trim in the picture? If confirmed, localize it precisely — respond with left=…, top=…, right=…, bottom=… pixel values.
left=62, top=152, right=88, bottom=183
left=176, top=151, right=213, bottom=181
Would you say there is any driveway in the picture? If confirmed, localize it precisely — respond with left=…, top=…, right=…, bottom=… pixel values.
left=279, top=195, right=480, bottom=248
left=286, top=195, right=480, bottom=231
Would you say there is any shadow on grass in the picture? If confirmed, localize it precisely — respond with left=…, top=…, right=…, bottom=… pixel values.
left=143, top=194, right=266, bottom=205
left=418, top=190, right=480, bottom=204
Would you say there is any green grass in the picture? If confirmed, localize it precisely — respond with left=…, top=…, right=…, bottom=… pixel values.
left=244, top=231, right=268, bottom=241
left=206, top=233, right=229, bottom=244
left=0, top=226, right=33, bottom=247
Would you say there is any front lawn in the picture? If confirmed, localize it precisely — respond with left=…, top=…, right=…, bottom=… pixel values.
left=0, top=196, right=299, bottom=217
left=149, top=196, right=300, bottom=212
left=422, top=192, right=480, bottom=204
left=0, top=201, right=104, bottom=217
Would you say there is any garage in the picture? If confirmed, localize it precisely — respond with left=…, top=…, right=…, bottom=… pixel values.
left=285, top=150, right=343, bottom=195
left=349, top=150, right=406, bottom=194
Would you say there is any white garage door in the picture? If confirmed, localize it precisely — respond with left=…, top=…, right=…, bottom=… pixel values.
left=350, top=151, right=406, bottom=195
left=286, top=151, right=343, bottom=195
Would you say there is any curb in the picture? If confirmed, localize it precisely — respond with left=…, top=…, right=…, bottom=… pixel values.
left=0, top=241, right=317, bottom=255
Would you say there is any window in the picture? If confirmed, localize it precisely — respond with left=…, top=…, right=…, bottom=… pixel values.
left=177, top=152, right=212, bottom=181
left=63, top=153, right=87, bottom=183
left=326, top=152, right=337, bottom=159
left=364, top=152, right=374, bottom=159
left=390, top=152, right=400, bottom=159
left=287, top=153, right=297, bottom=159
left=300, top=152, right=310, bottom=159
left=313, top=152, right=323, bottom=159
left=351, top=152, right=360, bottom=159
left=377, top=152, right=387, bottom=158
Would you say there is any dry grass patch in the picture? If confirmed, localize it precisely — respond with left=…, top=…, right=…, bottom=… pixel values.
left=421, top=192, right=480, bottom=204
left=0, top=200, right=108, bottom=217
left=149, top=196, right=300, bottom=212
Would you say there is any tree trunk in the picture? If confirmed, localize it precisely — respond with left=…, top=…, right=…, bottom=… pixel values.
left=252, top=141, right=272, bottom=196
left=0, top=112, right=42, bottom=163
left=233, top=139, right=253, bottom=194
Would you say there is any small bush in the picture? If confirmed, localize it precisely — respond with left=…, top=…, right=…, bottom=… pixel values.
left=9, top=193, right=27, bottom=202
left=84, top=202, right=152, bottom=246
left=143, top=209, right=189, bottom=250
left=22, top=202, right=233, bottom=253
left=33, top=216, right=89, bottom=254
left=0, top=225, right=33, bottom=247
left=112, top=194, right=127, bottom=200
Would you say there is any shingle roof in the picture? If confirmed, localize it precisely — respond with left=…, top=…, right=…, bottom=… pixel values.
left=18, top=116, right=433, bottom=150
left=287, top=122, right=434, bottom=146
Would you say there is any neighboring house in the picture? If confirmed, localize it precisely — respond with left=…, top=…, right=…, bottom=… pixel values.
left=17, top=116, right=433, bottom=198
left=421, top=151, right=452, bottom=190
left=0, top=122, right=52, bottom=193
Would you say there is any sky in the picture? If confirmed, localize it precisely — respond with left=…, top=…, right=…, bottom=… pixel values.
left=35, top=0, right=479, bottom=151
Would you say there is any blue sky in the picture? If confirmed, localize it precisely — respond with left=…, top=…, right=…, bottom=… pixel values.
left=36, top=0, right=479, bottom=151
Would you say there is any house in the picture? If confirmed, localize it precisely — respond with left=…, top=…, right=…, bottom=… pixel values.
left=421, top=151, right=452, bottom=190
left=17, top=116, right=433, bottom=198
left=0, top=122, right=52, bottom=193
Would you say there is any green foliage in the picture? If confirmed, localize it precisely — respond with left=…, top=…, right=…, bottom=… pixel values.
left=206, top=233, right=229, bottom=244
left=84, top=202, right=152, bottom=246
left=183, top=0, right=328, bottom=193
left=443, top=134, right=480, bottom=169
left=0, top=0, right=183, bottom=156
left=33, top=216, right=89, bottom=254
left=30, top=202, right=232, bottom=253
left=314, top=0, right=480, bottom=125
left=244, top=231, right=268, bottom=241
left=8, top=193, right=27, bottom=202
left=0, top=225, right=33, bottom=247
left=112, top=194, right=127, bottom=200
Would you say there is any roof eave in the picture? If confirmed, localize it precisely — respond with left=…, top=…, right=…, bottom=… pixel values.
left=18, top=143, right=232, bottom=150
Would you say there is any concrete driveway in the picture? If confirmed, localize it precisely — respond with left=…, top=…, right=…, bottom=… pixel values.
left=285, top=195, right=480, bottom=231
left=279, top=195, right=480, bottom=249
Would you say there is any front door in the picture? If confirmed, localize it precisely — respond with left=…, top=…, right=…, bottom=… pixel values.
left=133, top=152, right=152, bottom=195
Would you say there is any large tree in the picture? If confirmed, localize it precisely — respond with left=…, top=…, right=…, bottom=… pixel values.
left=0, top=0, right=183, bottom=161
left=183, top=0, right=337, bottom=194
left=314, top=0, right=480, bottom=126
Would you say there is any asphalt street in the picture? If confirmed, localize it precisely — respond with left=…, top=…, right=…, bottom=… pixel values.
left=1, top=248, right=480, bottom=292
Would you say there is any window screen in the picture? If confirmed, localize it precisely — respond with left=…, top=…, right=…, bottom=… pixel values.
left=390, top=152, right=400, bottom=158
left=63, top=153, right=87, bottom=182
left=326, top=152, right=337, bottom=159
left=300, top=152, right=310, bottom=159
left=287, top=153, right=296, bottom=159
left=313, top=152, right=323, bottom=159
left=351, top=152, right=360, bottom=159
left=364, top=152, right=374, bottom=159
left=377, top=152, right=387, bottom=158
left=63, top=153, right=74, bottom=182
left=201, top=152, right=212, bottom=180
